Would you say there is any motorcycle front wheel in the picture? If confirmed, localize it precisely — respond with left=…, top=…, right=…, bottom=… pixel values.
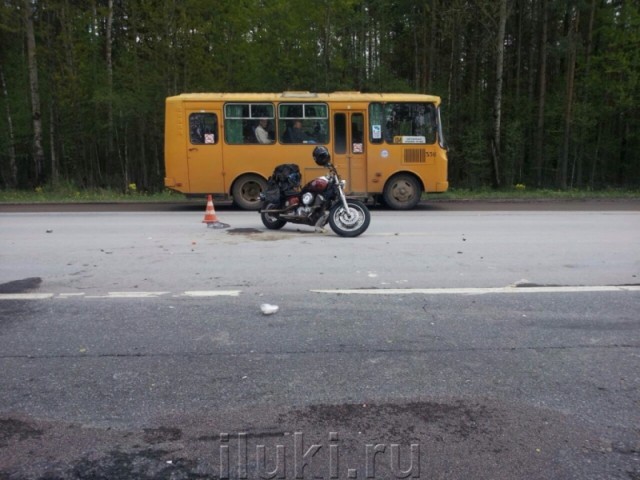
left=260, top=203, right=287, bottom=230
left=328, top=200, right=371, bottom=237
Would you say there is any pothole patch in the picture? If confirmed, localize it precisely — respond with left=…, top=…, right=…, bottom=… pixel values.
left=0, top=277, right=43, bottom=294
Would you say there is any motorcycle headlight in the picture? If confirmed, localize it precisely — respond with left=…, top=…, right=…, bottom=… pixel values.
left=340, top=180, right=347, bottom=188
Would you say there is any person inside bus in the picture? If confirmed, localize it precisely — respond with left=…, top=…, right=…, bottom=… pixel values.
left=283, top=119, right=314, bottom=144
left=255, top=118, right=272, bottom=144
left=190, top=126, right=204, bottom=144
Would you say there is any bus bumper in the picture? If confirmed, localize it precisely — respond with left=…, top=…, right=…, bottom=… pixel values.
left=435, top=181, right=449, bottom=192
left=164, top=177, right=183, bottom=188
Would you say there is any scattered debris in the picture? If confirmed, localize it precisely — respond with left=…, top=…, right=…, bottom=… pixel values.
left=260, top=304, right=279, bottom=315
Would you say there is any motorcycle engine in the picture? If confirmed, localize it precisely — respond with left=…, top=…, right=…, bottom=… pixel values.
left=302, top=192, right=314, bottom=205
left=295, top=193, right=316, bottom=217
left=296, top=206, right=312, bottom=216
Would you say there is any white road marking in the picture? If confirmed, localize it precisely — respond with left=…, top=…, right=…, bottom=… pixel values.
left=0, top=290, right=242, bottom=300
left=311, top=285, right=640, bottom=295
left=0, top=293, right=55, bottom=300
left=84, top=291, right=171, bottom=299
left=180, top=290, right=241, bottom=297
left=56, top=293, right=86, bottom=299
left=2, top=286, right=638, bottom=300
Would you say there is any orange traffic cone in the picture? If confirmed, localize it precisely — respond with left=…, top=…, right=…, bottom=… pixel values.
left=202, top=195, right=229, bottom=229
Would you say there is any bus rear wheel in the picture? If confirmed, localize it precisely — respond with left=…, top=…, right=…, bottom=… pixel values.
left=232, top=174, right=267, bottom=210
left=383, top=173, right=422, bottom=210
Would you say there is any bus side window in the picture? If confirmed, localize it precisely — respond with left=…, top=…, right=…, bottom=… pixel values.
left=352, top=113, right=364, bottom=154
left=278, top=103, right=329, bottom=145
left=368, top=103, right=384, bottom=144
left=190, top=113, right=218, bottom=145
left=224, top=103, right=274, bottom=144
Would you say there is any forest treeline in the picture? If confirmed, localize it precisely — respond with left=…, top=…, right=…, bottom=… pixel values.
left=0, top=0, right=638, bottom=192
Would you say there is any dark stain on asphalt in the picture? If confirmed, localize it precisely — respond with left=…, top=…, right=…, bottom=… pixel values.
left=226, top=228, right=262, bottom=235
left=1, top=399, right=638, bottom=479
left=71, top=448, right=188, bottom=480
left=295, top=400, right=487, bottom=424
left=0, top=277, right=42, bottom=293
left=0, top=418, right=43, bottom=447
left=143, top=427, right=183, bottom=444
left=291, top=400, right=490, bottom=441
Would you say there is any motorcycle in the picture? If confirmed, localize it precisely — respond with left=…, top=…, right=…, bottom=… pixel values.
left=259, top=146, right=371, bottom=237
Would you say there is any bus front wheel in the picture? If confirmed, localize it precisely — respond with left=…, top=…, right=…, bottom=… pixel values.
left=232, top=174, right=267, bottom=210
left=383, top=174, right=422, bottom=210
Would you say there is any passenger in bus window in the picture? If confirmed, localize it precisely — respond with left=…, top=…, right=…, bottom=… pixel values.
left=255, top=118, right=272, bottom=144
left=283, top=119, right=314, bottom=144
left=384, top=115, right=397, bottom=142
left=243, top=122, right=257, bottom=143
left=190, top=117, right=204, bottom=144
left=190, top=126, right=203, bottom=144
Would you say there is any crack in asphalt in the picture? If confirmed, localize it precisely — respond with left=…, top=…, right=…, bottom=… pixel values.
left=0, top=343, right=638, bottom=360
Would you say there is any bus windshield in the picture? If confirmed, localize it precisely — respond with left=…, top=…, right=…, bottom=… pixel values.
left=369, top=102, right=437, bottom=144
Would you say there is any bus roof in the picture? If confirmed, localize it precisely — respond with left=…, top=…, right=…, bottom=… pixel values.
left=167, top=91, right=441, bottom=105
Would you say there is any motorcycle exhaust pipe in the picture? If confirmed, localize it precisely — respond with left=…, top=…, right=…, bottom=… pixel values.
left=260, top=204, right=297, bottom=214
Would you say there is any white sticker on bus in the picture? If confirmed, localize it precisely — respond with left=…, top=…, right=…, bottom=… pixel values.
left=394, top=135, right=426, bottom=144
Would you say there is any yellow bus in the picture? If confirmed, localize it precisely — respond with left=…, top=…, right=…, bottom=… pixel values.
left=164, top=91, right=448, bottom=209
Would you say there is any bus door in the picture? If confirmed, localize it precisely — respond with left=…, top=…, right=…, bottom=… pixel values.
left=186, top=109, right=224, bottom=193
left=332, top=111, right=367, bottom=194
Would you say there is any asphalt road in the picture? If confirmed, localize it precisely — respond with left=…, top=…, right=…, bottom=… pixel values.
left=0, top=201, right=639, bottom=479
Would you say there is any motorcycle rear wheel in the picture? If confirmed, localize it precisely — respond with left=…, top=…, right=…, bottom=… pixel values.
left=260, top=203, right=287, bottom=230
left=328, top=200, right=370, bottom=237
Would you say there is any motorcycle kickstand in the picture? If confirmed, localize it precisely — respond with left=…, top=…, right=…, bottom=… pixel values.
left=314, top=212, right=330, bottom=233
